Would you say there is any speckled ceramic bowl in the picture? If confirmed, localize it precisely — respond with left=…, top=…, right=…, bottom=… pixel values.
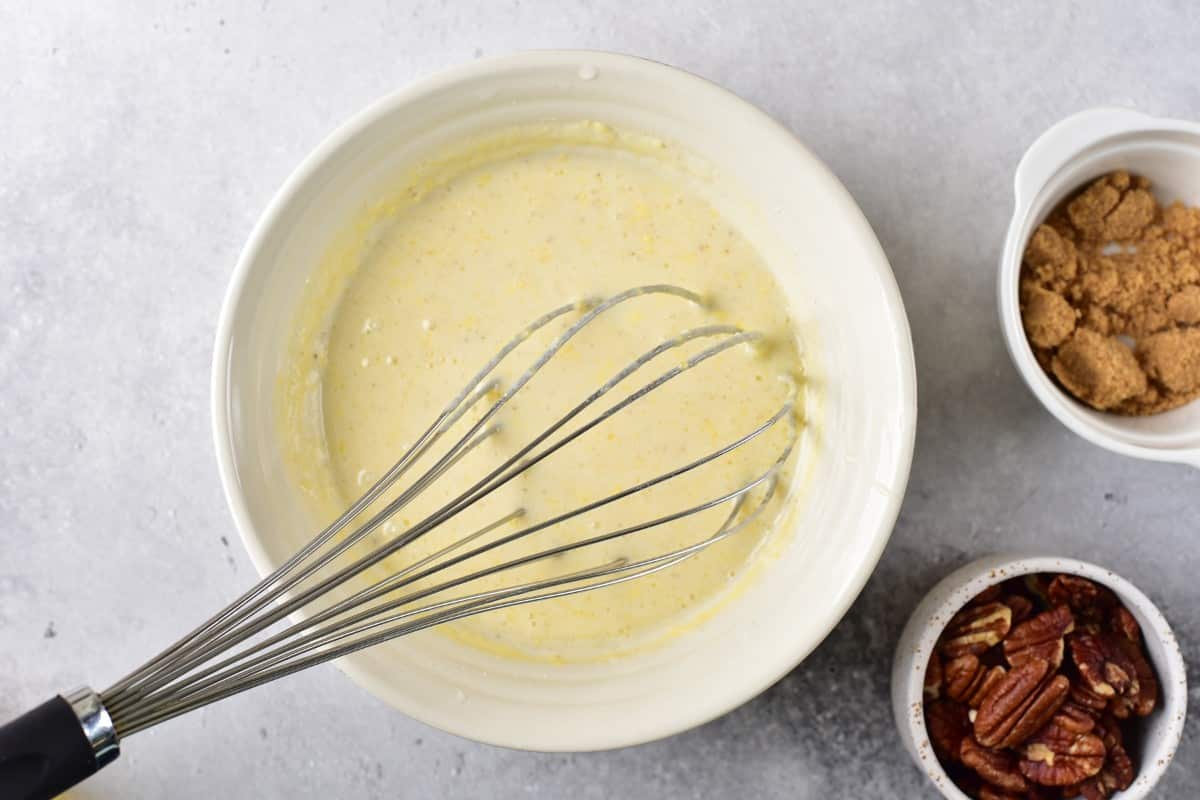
left=891, top=554, right=1187, bottom=799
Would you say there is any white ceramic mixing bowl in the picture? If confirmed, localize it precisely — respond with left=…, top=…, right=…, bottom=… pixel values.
left=999, top=107, right=1200, bottom=468
left=211, top=50, right=916, bottom=750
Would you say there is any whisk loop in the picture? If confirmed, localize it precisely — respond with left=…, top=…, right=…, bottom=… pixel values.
left=50, top=286, right=802, bottom=750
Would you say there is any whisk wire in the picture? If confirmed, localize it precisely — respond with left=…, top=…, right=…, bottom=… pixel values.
left=118, top=474, right=783, bottom=737
left=100, top=285, right=800, bottom=740
left=102, top=293, right=587, bottom=704
left=107, top=288, right=707, bottom=714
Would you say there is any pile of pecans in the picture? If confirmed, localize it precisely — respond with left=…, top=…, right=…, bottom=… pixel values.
left=923, top=573, right=1160, bottom=800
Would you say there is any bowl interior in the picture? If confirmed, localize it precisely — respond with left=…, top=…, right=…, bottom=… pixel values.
left=213, top=52, right=916, bottom=750
left=896, top=555, right=1187, bottom=800
left=1006, top=129, right=1200, bottom=459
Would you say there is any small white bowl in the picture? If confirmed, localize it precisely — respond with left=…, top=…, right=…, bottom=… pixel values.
left=998, top=107, right=1200, bottom=468
left=891, top=554, right=1188, bottom=799
left=212, top=51, right=916, bottom=750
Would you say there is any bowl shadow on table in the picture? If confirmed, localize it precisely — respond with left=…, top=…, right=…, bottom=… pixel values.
left=641, top=533, right=970, bottom=797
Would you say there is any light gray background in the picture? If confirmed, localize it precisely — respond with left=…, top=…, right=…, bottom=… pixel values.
left=2, top=2, right=1197, bottom=798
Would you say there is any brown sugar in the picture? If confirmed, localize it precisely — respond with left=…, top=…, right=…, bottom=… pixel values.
left=1139, top=328, right=1200, bottom=395
left=1051, top=329, right=1147, bottom=410
left=1019, top=171, right=1200, bottom=414
left=1022, top=284, right=1075, bottom=349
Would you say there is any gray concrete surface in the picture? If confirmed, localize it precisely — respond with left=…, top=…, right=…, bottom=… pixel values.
left=2, top=1, right=1198, bottom=797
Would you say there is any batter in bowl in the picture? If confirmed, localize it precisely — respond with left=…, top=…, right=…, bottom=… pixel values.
left=278, top=122, right=808, bottom=662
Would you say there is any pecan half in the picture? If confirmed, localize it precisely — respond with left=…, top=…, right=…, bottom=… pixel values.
left=1069, top=631, right=1137, bottom=698
left=1005, top=606, right=1075, bottom=669
left=961, top=736, right=1029, bottom=794
left=1073, top=742, right=1134, bottom=800
left=1109, top=635, right=1158, bottom=718
left=941, top=602, right=1013, bottom=658
left=1092, top=712, right=1123, bottom=752
left=925, top=654, right=944, bottom=700
left=1068, top=682, right=1109, bottom=714
left=926, top=699, right=971, bottom=764
left=1018, top=716, right=1106, bottom=786
left=975, top=658, right=1070, bottom=749
left=1055, top=701, right=1097, bottom=734
left=1109, top=606, right=1141, bottom=644
left=974, top=667, right=1009, bottom=710
left=945, top=654, right=1008, bottom=708
left=1047, top=575, right=1114, bottom=620
left=1003, top=594, right=1035, bottom=624
left=1099, top=743, right=1132, bottom=796
left=1101, top=743, right=1135, bottom=792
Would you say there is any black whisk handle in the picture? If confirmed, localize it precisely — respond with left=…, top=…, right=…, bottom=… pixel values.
left=0, top=688, right=119, bottom=800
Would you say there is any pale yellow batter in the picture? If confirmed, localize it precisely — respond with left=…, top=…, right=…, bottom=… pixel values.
left=278, top=122, right=805, bottom=662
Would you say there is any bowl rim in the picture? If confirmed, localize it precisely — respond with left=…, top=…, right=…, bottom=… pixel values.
left=210, top=48, right=918, bottom=749
left=997, top=107, right=1200, bottom=470
left=893, top=553, right=1188, bottom=800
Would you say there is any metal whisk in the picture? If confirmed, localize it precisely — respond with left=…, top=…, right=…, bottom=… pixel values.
left=0, top=285, right=796, bottom=800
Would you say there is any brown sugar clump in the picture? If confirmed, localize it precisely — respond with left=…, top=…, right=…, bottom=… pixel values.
left=1138, top=328, right=1200, bottom=395
left=1021, top=285, right=1076, bottom=348
left=1168, top=285, right=1200, bottom=324
left=1020, top=171, right=1200, bottom=415
left=1025, top=225, right=1077, bottom=287
left=1051, top=329, right=1147, bottom=410
left=1067, top=171, right=1157, bottom=240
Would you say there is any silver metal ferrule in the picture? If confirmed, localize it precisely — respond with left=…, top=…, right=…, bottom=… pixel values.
left=64, top=686, right=120, bottom=768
